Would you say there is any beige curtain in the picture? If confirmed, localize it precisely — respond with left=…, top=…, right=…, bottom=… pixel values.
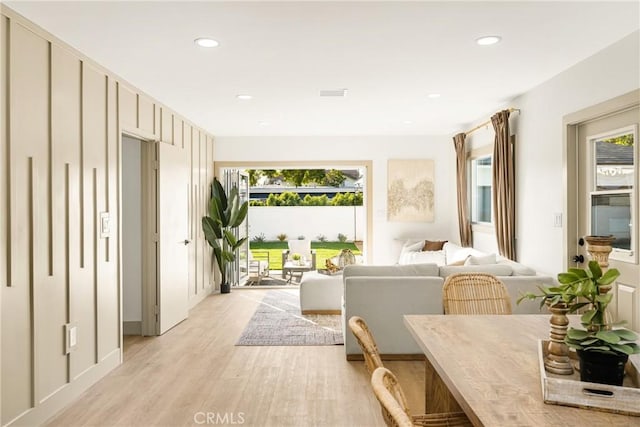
left=491, top=110, right=515, bottom=260
left=453, top=133, right=472, bottom=247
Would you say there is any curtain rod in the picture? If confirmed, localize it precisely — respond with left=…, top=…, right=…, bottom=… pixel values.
left=464, top=108, right=521, bottom=136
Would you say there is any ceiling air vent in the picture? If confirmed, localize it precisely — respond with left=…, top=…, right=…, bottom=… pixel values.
left=319, top=88, right=348, bottom=97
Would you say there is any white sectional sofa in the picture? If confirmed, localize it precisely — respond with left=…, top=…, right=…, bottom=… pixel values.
left=342, top=242, right=556, bottom=359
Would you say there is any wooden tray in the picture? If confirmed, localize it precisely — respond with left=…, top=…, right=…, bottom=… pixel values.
left=317, top=268, right=343, bottom=276
left=538, top=340, right=640, bottom=416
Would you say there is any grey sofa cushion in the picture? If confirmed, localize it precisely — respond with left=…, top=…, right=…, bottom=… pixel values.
left=497, top=259, right=537, bottom=276
left=343, top=263, right=440, bottom=278
left=438, top=264, right=513, bottom=278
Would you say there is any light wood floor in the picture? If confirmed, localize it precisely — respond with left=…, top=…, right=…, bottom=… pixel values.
left=47, top=288, right=425, bottom=426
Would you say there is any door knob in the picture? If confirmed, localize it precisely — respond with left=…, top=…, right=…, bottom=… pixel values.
left=572, top=254, right=584, bottom=263
left=183, top=239, right=191, bottom=245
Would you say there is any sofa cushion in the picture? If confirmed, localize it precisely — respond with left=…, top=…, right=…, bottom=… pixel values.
left=497, top=259, right=537, bottom=276
left=464, top=253, right=497, bottom=265
left=398, top=250, right=446, bottom=266
left=439, top=264, right=513, bottom=278
left=344, top=263, right=440, bottom=278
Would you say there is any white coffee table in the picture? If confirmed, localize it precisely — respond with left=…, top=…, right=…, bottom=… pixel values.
left=299, top=271, right=343, bottom=314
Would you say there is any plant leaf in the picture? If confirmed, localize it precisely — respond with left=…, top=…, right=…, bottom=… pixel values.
left=614, top=328, right=639, bottom=341
left=232, top=236, right=248, bottom=251
left=202, top=217, right=221, bottom=248
left=597, top=268, right=620, bottom=286
left=609, top=343, right=635, bottom=355
left=581, top=310, right=596, bottom=324
left=567, top=328, right=590, bottom=340
left=557, top=272, right=580, bottom=284
left=212, top=178, right=227, bottom=211
left=567, top=268, right=588, bottom=278
left=588, top=260, right=602, bottom=280
left=595, top=330, right=621, bottom=344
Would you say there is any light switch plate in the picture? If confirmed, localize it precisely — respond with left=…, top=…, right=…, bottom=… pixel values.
left=100, top=212, right=110, bottom=238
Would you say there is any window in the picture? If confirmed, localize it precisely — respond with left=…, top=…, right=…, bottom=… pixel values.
left=589, top=125, right=637, bottom=262
left=470, top=155, right=492, bottom=224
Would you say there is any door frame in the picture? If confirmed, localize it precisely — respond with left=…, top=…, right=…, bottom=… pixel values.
left=562, top=89, right=640, bottom=271
left=214, top=160, right=374, bottom=265
left=118, top=129, right=159, bottom=347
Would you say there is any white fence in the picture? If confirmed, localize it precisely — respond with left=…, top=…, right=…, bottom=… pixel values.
left=248, top=206, right=365, bottom=242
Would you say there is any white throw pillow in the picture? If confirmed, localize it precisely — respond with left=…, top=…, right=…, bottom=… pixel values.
left=464, top=254, right=497, bottom=265
left=400, top=239, right=425, bottom=254
left=398, top=250, right=446, bottom=266
left=444, top=242, right=483, bottom=265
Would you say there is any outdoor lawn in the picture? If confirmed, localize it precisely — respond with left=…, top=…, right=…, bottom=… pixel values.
left=249, top=241, right=361, bottom=271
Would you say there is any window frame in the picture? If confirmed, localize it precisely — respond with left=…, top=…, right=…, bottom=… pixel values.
left=588, top=124, right=638, bottom=264
left=468, top=145, right=494, bottom=228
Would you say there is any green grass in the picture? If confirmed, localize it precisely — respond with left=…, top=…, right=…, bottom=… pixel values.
left=249, top=241, right=361, bottom=271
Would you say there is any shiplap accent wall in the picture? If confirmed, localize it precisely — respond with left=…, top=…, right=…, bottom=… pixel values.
left=0, top=6, right=214, bottom=425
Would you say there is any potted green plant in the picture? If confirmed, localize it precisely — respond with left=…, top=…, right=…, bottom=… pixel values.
left=519, top=261, right=640, bottom=385
left=560, top=261, right=639, bottom=385
left=202, top=177, right=248, bottom=293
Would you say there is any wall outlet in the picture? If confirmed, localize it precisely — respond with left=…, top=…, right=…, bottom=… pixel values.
left=65, top=322, right=78, bottom=354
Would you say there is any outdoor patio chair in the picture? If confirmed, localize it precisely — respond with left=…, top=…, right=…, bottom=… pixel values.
left=247, top=250, right=270, bottom=285
left=281, top=239, right=316, bottom=281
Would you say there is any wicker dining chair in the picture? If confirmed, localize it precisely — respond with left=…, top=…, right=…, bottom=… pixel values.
left=349, top=316, right=472, bottom=427
left=442, top=273, right=512, bottom=315
left=348, top=316, right=384, bottom=374
left=371, top=367, right=472, bottom=427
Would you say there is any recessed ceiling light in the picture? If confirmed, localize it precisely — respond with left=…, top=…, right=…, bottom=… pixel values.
left=403, top=120, right=413, bottom=125
left=194, top=37, right=219, bottom=48
left=236, top=94, right=253, bottom=100
left=476, top=36, right=501, bottom=46
left=427, top=93, right=441, bottom=99
left=258, top=121, right=270, bottom=126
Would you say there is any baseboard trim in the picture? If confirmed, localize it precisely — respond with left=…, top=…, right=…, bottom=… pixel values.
left=301, top=309, right=341, bottom=315
left=8, top=348, right=121, bottom=426
left=189, top=285, right=213, bottom=309
left=122, top=321, right=142, bottom=335
left=346, top=353, right=426, bottom=361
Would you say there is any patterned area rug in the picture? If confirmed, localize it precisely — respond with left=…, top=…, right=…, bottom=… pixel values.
left=236, top=290, right=344, bottom=346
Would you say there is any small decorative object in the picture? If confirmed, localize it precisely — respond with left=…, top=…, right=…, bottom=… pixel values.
left=325, top=258, right=341, bottom=273
left=545, top=302, right=573, bottom=375
left=338, top=248, right=356, bottom=268
left=518, top=284, right=579, bottom=375
left=584, top=235, right=615, bottom=270
left=290, top=253, right=305, bottom=266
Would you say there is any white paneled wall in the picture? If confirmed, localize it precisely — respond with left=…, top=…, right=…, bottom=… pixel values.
left=0, top=6, right=214, bottom=425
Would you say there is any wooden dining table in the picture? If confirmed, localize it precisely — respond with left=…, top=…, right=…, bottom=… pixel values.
left=403, top=314, right=640, bottom=427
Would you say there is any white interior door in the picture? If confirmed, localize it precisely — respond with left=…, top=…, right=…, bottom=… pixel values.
left=576, top=106, right=639, bottom=331
left=157, top=142, right=189, bottom=334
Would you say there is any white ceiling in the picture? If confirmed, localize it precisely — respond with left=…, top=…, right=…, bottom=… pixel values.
left=5, top=1, right=640, bottom=136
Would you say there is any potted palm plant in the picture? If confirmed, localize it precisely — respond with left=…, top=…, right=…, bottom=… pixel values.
left=202, top=177, right=248, bottom=293
left=519, top=261, right=640, bottom=385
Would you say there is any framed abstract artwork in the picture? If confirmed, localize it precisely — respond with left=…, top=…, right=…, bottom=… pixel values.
left=387, top=159, right=434, bottom=222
